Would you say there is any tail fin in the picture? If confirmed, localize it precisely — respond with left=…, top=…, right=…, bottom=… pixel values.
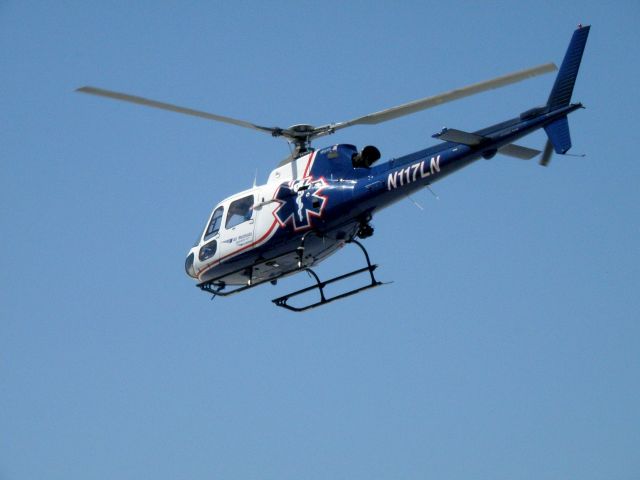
left=544, top=116, right=571, bottom=154
left=542, top=25, right=590, bottom=158
left=547, top=25, right=590, bottom=110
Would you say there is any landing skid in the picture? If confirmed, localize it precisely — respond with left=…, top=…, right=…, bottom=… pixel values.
left=197, top=238, right=384, bottom=312
left=271, top=239, right=382, bottom=312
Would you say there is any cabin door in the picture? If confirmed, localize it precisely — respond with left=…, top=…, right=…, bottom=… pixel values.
left=217, top=194, right=256, bottom=262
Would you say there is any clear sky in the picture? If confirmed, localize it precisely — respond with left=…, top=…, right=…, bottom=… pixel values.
left=1, top=1, right=639, bottom=479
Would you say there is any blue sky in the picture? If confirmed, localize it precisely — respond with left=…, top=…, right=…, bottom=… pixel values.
left=1, top=1, right=639, bottom=479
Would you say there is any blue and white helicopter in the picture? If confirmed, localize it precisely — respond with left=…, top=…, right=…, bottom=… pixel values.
left=78, top=25, right=590, bottom=311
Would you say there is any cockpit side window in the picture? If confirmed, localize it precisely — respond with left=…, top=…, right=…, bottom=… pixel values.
left=225, top=195, right=254, bottom=229
left=204, top=206, right=224, bottom=241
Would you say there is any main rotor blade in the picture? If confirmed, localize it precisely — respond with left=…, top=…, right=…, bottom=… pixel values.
left=331, top=62, right=557, bottom=131
left=76, top=86, right=277, bottom=135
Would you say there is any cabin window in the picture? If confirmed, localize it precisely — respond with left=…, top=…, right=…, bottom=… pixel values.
left=204, top=206, right=224, bottom=241
left=199, top=240, right=217, bottom=261
left=225, top=195, right=254, bottom=229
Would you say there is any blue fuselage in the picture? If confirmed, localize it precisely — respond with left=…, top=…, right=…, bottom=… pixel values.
left=314, top=103, right=581, bottom=228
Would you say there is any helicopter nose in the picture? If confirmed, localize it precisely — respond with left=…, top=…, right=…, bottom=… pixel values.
left=185, top=252, right=197, bottom=278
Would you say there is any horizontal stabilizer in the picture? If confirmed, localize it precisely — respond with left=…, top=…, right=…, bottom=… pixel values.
left=498, top=143, right=541, bottom=160
left=432, top=128, right=486, bottom=146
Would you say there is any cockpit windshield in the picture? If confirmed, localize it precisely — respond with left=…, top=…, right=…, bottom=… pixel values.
left=204, top=206, right=224, bottom=241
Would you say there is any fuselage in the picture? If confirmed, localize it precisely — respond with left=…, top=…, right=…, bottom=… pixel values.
left=185, top=102, right=581, bottom=288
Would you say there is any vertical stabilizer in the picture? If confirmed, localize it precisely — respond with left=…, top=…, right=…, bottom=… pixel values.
left=544, top=116, right=571, bottom=154
left=547, top=25, right=590, bottom=110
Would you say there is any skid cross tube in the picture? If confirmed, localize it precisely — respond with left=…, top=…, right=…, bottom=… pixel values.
left=271, top=239, right=383, bottom=312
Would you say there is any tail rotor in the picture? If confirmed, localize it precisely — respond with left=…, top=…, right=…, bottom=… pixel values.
left=539, top=139, right=554, bottom=167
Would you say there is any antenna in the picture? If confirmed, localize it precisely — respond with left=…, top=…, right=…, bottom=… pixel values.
left=426, top=185, right=440, bottom=200
left=406, top=194, right=424, bottom=211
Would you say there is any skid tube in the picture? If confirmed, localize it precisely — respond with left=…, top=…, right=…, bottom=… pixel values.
left=271, top=239, right=384, bottom=312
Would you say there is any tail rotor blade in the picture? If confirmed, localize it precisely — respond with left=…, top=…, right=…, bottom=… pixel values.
left=539, top=139, right=554, bottom=166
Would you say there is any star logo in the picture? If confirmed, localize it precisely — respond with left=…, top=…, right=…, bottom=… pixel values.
left=272, top=177, right=328, bottom=232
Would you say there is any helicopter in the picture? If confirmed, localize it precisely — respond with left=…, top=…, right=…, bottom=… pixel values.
left=77, top=25, right=590, bottom=312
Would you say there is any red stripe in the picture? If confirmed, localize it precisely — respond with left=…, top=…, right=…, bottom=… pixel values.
left=303, top=151, right=315, bottom=177
left=197, top=218, right=279, bottom=279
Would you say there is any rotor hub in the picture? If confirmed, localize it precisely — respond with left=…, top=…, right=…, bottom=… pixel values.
left=287, top=124, right=316, bottom=135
